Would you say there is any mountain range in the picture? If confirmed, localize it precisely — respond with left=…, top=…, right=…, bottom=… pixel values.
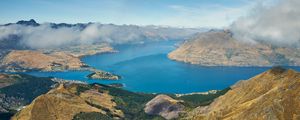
left=169, top=30, right=300, bottom=66
left=0, top=19, right=206, bottom=50
left=187, top=67, right=300, bottom=119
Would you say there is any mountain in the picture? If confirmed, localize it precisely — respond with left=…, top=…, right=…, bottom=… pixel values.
left=0, top=19, right=206, bottom=50
left=0, top=43, right=116, bottom=72
left=0, top=73, right=55, bottom=119
left=186, top=67, right=300, bottom=119
left=3, top=19, right=39, bottom=27
left=4, top=74, right=227, bottom=120
left=0, top=20, right=205, bottom=72
left=11, top=82, right=161, bottom=120
left=144, top=94, right=185, bottom=119
left=8, top=68, right=300, bottom=120
left=168, top=30, right=300, bottom=66
left=0, top=50, right=87, bottom=72
left=16, top=19, right=39, bottom=26
left=12, top=84, right=124, bottom=120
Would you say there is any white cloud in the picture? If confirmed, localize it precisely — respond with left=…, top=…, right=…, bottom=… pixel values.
left=231, top=0, right=300, bottom=46
left=0, top=23, right=202, bottom=49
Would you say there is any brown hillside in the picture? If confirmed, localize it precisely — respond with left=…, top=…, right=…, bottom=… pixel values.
left=187, top=68, right=300, bottom=120
left=168, top=30, right=300, bottom=66
left=12, top=84, right=123, bottom=120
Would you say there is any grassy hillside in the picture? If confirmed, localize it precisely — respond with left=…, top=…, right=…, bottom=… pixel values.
left=0, top=73, right=230, bottom=120
left=0, top=74, right=55, bottom=102
left=0, top=73, right=56, bottom=119
left=176, top=88, right=231, bottom=108
left=72, top=83, right=229, bottom=120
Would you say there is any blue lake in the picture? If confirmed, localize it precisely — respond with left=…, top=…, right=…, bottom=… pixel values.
left=27, top=41, right=300, bottom=93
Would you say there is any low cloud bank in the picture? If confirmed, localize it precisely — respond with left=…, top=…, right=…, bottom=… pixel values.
left=0, top=24, right=94, bottom=49
left=230, top=0, right=300, bottom=46
left=0, top=22, right=202, bottom=49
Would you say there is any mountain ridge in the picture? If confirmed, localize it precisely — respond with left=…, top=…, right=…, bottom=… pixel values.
left=186, top=67, right=300, bottom=119
left=168, top=30, right=300, bottom=66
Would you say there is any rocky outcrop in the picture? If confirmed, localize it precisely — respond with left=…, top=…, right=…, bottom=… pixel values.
left=87, top=71, right=120, bottom=80
left=0, top=50, right=87, bottom=72
left=144, top=94, right=185, bottom=119
left=187, top=67, right=300, bottom=120
left=168, top=30, right=300, bottom=66
left=16, top=19, right=39, bottom=26
left=12, top=84, right=124, bottom=120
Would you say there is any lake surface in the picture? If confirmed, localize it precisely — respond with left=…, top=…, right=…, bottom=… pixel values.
left=27, top=40, right=300, bottom=93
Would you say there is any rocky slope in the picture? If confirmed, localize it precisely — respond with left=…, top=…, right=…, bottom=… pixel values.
left=187, top=67, right=300, bottom=120
left=145, top=94, right=185, bottom=119
left=168, top=30, right=300, bottom=66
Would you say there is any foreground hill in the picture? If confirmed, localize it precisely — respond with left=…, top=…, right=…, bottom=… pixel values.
left=187, top=67, right=300, bottom=119
left=12, top=82, right=227, bottom=120
left=12, top=84, right=124, bottom=120
left=168, top=30, right=300, bottom=66
left=0, top=73, right=55, bottom=119
left=3, top=68, right=299, bottom=119
left=2, top=75, right=227, bottom=120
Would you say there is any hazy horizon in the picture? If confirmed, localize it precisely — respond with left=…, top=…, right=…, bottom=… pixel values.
left=0, top=0, right=256, bottom=28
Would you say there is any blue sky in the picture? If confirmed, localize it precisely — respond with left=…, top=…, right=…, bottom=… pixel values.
left=0, top=0, right=255, bottom=27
